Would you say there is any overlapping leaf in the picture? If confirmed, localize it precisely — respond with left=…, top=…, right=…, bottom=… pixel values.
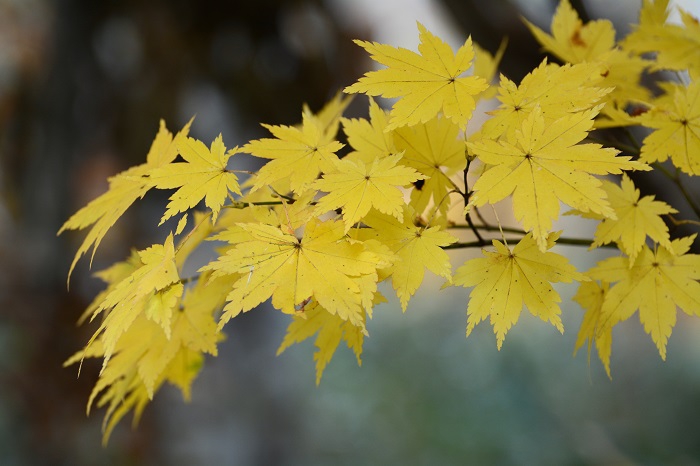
left=341, top=97, right=397, bottom=164
left=59, top=119, right=191, bottom=280
left=313, top=154, right=424, bottom=231
left=587, top=235, right=700, bottom=360
left=201, top=218, right=381, bottom=328
left=65, top=266, right=224, bottom=443
left=302, top=92, right=353, bottom=142
left=524, top=0, right=651, bottom=108
left=65, top=273, right=223, bottom=443
left=637, top=80, right=700, bottom=175
left=86, top=234, right=183, bottom=370
left=589, top=174, right=677, bottom=262
left=468, top=106, right=648, bottom=251
left=393, top=116, right=465, bottom=217
left=623, top=0, right=700, bottom=76
left=277, top=301, right=365, bottom=385
left=362, top=207, right=457, bottom=310
left=573, top=280, right=613, bottom=377
left=479, top=60, right=610, bottom=140
left=245, top=113, right=344, bottom=193
left=525, top=0, right=615, bottom=63
left=472, top=40, right=507, bottom=100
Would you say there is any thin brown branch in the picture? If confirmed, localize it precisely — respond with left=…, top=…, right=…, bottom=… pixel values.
left=462, top=147, right=486, bottom=245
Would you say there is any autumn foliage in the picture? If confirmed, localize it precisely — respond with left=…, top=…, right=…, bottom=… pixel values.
left=60, top=0, right=700, bottom=443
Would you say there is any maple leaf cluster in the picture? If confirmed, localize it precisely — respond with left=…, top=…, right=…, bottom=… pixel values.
left=59, top=0, right=699, bottom=442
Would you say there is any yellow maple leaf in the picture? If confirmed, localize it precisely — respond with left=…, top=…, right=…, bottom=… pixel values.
left=573, top=280, right=613, bottom=378
left=69, top=309, right=218, bottom=442
left=302, top=92, right=353, bottom=142
left=66, top=327, right=155, bottom=441
left=201, top=218, right=380, bottom=328
left=638, top=0, right=671, bottom=26
left=225, top=180, right=316, bottom=234
left=623, top=0, right=700, bottom=76
left=524, top=0, right=651, bottom=109
left=637, top=80, right=700, bottom=175
left=87, top=234, right=182, bottom=370
left=174, top=271, right=229, bottom=356
left=313, top=154, right=424, bottom=232
left=349, top=236, right=400, bottom=284
left=244, top=113, right=344, bottom=193
left=468, top=106, right=649, bottom=251
left=454, top=232, right=586, bottom=349
left=143, top=284, right=183, bottom=340
left=137, top=274, right=224, bottom=397
left=344, top=22, right=488, bottom=130
left=78, top=249, right=143, bottom=325
left=147, top=134, right=241, bottom=224
left=277, top=301, right=365, bottom=385
left=59, top=119, right=191, bottom=281
left=362, top=207, right=457, bottom=310
left=590, top=174, right=677, bottom=262
left=393, top=115, right=466, bottom=217
left=74, top=333, right=154, bottom=442
left=587, top=235, right=700, bottom=360
left=525, top=0, right=615, bottom=63
left=173, top=210, right=221, bottom=270
left=341, top=97, right=397, bottom=164
left=66, top=269, right=225, bottom=443
left=472, top=40, right=507, bottom=101
left=479, top=60, right=610, bottom=140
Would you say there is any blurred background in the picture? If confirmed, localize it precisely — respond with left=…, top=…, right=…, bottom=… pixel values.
left=2, top=0, right=700, bottom=464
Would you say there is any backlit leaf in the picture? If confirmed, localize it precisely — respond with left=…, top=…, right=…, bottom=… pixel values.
left=59, top=119, right=191, bottom=280
left=87, top=234, right=182, bottom=370
left=201, top=218, right=380, bottom=328
left=590, top=174, right=677, bottom=262
left=623, top=0, right=700, bottom=76
left=637, top=80, right=700, bottom=175
left=245, top=113, right=344, bottom=193
left=393, top=116, right=465, bottom=217
left=587, top=235, right=700, bottom=359
left=468, top=106, right=649, bottom=251
left=277, top=301, right=365, bottom=385
left=573, top=280, right=613, bottom=378
left=524, top=0, right=651, bottom=109
left=345, top=22, right=488, bottom=130
left=479, top=60, right=610, bottom=140
left=454, top=232, right=586, bottom=349
left=313, top=154, right=424, bottom=231
left=341, top=97, right=397, bottom=164
left=363, top=207, right=457, bottom=310
left=148, top=134, right=241, bottom=224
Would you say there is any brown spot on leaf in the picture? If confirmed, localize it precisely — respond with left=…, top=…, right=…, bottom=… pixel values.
left=571, top=29, right=586, bottom=47
left=629, top=106, right=649, bottom=117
